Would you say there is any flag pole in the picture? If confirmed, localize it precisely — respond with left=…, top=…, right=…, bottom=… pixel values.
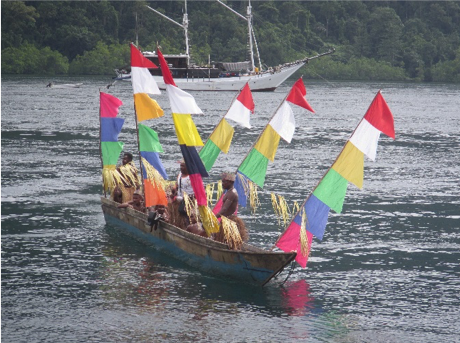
left=270, top=90, right=382, bottom=250
left=98, top=89, right=107, bottom=198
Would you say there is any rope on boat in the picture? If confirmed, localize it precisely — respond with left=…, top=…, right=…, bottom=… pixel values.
left=276, top=261, right=296, bottom=286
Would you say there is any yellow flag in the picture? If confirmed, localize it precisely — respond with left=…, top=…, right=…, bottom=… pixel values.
left=209, top=119, right=235, bottom=153
left=254, top=125, right=281, bottom=161
left=134, top=93, right=164, bottom=121
left=172, top=113, right=204, bottom=146
left=332, top=141, right=364, bottom=189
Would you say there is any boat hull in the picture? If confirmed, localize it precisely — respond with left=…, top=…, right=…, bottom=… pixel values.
left=101, top=197, right=296, bottom=285
left=115, top=62, right=305, bottom=91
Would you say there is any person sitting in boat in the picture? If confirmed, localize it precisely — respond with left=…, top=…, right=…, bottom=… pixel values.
left=151, top=204, right=170, bottom=223
left=186, top=212, right=207, bottom=238
left=117, top=190, right=146, bottom=213
left=115, top=152, right=140, bottom=203
left=213, top=173, right=248, bottom=244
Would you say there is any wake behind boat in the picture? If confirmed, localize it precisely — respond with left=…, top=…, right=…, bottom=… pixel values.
left=46, top=82, right=83, bottom=89
left=113, top=0, right=334, bottom=91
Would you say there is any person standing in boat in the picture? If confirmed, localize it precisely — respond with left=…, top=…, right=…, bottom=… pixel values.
left=214, top=173, right=238, bottom=219
left=169, top=161, right=195, bottom=229
left=115, top=152, right=140, bottom=203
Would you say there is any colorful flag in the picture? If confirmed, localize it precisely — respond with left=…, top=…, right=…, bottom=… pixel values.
left=138, top=124, right=168, bottom=207
left=100, top=92, right=124, bottom=167
left=276, top=91, right=395, bottom=268
left=235, top=78, right=314, bottom=206
left=199, top=83, right=255, bottom=171
left=131, top=43, right=164, bottom=120
left=157, top=47, right=219, bottom=235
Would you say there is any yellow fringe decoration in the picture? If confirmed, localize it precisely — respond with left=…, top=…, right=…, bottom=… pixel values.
left=102, top=165, right=129, bottom=196
left=248, top=180, right=260, bottom=214
left=292, top=201, right=300, bottom=215
left=198, top=205, right=220, bottom=236
left=216, top=180, right=223, bottom=201
left=235, top=173, right=259, bottom=213
left=183, top=193, right=198, bottom=221
left=299, top=209, right=310, bottom=258
left=221, top=216, right=243, bottom=250
left=141, top=157, right=166, bottom=191
left=118, top=162, right=140, bottom=188
left=205, top=182, right=215, bottom=207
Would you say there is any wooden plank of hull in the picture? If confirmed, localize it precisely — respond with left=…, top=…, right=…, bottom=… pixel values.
left=101, top=197, right=296, bottom=286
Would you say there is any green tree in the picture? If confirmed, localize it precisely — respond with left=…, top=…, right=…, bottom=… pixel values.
left=1, top=1, right=39, bottom=49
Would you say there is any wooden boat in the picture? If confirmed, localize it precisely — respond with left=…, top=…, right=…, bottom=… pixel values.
left=101, top=197, right=296, bottom=286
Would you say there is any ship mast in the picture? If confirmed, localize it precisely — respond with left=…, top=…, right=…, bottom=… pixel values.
left=216, top=0, right=261, bottom=73
left=146, top=1, right=190, bottom=68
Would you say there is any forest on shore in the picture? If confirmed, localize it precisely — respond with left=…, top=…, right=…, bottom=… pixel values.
left=2, top=1, right=460, bottom=82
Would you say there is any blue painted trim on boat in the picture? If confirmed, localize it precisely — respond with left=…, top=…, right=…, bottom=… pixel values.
left=104, top=213, right=274, bottom=285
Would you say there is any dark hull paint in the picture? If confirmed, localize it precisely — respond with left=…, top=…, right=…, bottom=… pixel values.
left=101, top=197, right=296, bottom=286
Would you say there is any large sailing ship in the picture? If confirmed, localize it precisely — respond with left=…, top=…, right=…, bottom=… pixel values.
left=114, top=0, right=334, bottom=91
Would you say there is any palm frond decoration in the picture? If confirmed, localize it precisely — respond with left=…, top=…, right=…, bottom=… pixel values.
left=221, top=216, right=243, bottom=250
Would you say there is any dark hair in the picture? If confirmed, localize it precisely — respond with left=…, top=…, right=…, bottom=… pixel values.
left=124, top=152, right=133, bottom=162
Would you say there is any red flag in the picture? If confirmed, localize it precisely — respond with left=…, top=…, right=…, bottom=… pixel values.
left=364, top=91, right=395, bottom=139
left=237, top=83, right=255, bottom=113
left=100, top=92, right=123, bottom=118
left=156, top=48, right=176, bottom=86
left=130, top=44, right=158, bottom=69
left=286, top=78, right=315, bottom=113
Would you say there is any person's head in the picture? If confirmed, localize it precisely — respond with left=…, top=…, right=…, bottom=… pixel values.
left=154, top=204, right=166, bottom=214
left=190, top=212, right=198, bottom=224
left=122, top=153, right=133, bottom=165
left=133, top=190, right=143, bottom=204
left=221, top=172, right=236, bottom=190
left=180, top=162, right=188, bottom=175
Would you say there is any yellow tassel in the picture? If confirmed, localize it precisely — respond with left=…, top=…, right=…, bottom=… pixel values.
left=198, top=205, right=220, bottom=236
left=271, top=193, right=281, bottom=225
left=205, top=183, right=215, bottom=207
left=140, top=157, right=166, bottom=191
left=217, top=180, right=223, bottom=201
left=277, top=194, right=291, bottom=227
left=221, top=216, right=243, bottom=250
left=118, top=162, right=140, bottom=188
left=299, top=209, right=310, bottom=258
left=248, top=181, right=260, bottom=214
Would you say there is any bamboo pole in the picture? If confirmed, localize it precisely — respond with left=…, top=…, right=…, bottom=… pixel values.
left=98, top=89, right=107, bottom=198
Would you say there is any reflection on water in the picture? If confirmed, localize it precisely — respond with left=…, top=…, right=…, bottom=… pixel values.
left=2, top=76, right=459, bottom=342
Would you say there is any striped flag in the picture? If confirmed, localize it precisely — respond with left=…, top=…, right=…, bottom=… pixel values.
left=130, top=43, right=164, bottom=121
left=234, top=78, right=314, bottom=206
left=157, top=47, right=219, bottom=235
left=276, top=91, right=395, bottom=268
left=199, top=83, right=255, bottom=171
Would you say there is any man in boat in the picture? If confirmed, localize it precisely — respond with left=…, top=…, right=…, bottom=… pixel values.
left=117, top=190, right=146, bottom=213
left=169, top=161, right=195, bottom=229
left=214, top=172, right=238, bottom=219
left=213, top=173, right=248, bottom=243
left=186, top=211, right=207, bottom=238
left=115, top=152, right=140, bottom=203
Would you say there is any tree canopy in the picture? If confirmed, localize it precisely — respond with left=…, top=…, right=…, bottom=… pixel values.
left=2, top=0, right=459, bottom=82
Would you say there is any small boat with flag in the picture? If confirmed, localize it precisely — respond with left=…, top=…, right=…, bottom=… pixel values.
left=113, top=0, right=334, bottom=91
left=100, top=43, right=396, bottom=286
